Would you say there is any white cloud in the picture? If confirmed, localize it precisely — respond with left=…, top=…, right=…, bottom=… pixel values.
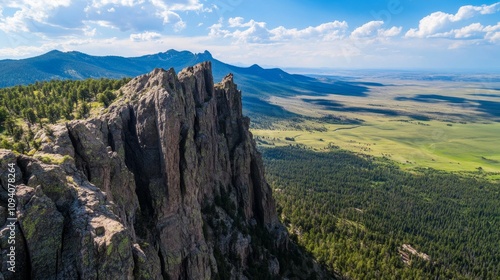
left=484, top=22, right=500, bottom=32
left=85, top=0, right=211, bottom=32
left=0, top=44, right=59, bottom=57
left=231, top=20, right=269, bottom=43
left=83, top=4, right=173, bottom=32
left=204, top=18, right=412, bottom=67
left=271, top=21, right=348, bottom=41
left=455, top=3, right=500, bottom=18
left=208, top=19, right=229, bottom=37
left=484, top=22, right=500, bottom=42
left=447, top=23, right=484, bottom=39
left=487, top=31, right=500, bottom=42
left=351, top=21, right=385, bottom=38
left=210, top=18, right=271, bottom=42
left=210, top=17, right=349, bottom=43
left=0, top=0, right=210, bottom=38
left=414, top=21, right=500, bottom=43
left=228, top=17, right=245, bottom=27
left=0, top=36, right=93, bottom=57
left=379, top=26, right=402, bottom=37
left=130, top=31, right=162, bottom=41
left=0, top=0, right=73, bottom=33
left=173, top=20, right=186, bottom=32
left=406, top=3, right=500, bottom=38
left=84, top=27, right=97, bottom=37
left=88, top=0, right=143, bottom=9
left=344, top=21, right=402, bottom=40
left=85, top=20, right=119, bottom=29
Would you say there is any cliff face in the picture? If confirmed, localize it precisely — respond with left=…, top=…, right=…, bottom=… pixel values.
left=0, top=62, right=326, bottom=279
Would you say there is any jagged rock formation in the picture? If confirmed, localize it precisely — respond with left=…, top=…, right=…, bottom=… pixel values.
left=0, top=62, right=329, bottom=279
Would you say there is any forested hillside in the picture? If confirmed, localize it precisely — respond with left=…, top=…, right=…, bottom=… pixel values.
left=0, top=78, right=130, bottom=153
left=262, top=146, right=500, bottom=279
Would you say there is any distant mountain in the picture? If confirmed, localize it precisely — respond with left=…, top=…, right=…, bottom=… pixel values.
left=0, top=49, right=308, bottom=87
left=0, top=50, right=216, bottom=87
left=0, top=49, right=372, bottom=117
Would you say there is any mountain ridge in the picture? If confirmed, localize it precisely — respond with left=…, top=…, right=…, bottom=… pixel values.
left=0, top=49, right=376, bottom=121
left=0, top=49, right=301, bottom=88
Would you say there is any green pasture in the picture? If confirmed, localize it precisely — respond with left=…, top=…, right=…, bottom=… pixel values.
left=253, top=119, right=500, bottom=172
left=251, top=79, right=500, bottom=173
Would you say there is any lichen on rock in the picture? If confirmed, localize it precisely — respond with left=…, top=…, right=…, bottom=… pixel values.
left=0, top=62, right=329, bottom=280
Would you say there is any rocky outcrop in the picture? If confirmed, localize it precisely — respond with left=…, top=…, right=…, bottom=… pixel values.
left=0, top=62, right=329, bottom=279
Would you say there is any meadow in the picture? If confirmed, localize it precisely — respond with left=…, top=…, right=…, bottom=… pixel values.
left=251, top=73, right=500, bottom=174
left=255, top=73, right=500, bottom=278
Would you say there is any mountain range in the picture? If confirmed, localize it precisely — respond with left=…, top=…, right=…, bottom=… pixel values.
left=0, top=49, right=316, bottom=91
left=0, top=50, right=373, bottom=118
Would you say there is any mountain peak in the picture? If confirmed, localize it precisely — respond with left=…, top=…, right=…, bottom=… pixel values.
left=195, top=50, right=213, bottom=59
left=43, top=49, right=63, bottom=56
left=249, top=64, right=262, bottom=69
left=40, top=50, right=89, bottom=59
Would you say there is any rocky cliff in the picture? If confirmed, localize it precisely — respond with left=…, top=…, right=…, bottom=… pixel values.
left=0, top=62, right=328, bottom=279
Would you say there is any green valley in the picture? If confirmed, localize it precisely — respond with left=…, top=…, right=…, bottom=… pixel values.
left=250, top=72, right=500, bottom=279
left=251, top=75, right=500, bottom=174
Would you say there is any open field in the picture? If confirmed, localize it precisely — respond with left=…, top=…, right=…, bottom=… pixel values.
left=251, top=74, right=500, bottom=173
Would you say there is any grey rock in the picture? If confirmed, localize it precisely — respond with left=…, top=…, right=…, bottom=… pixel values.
left=0, top=62, right=329, bottom=279
left=17, top=185, right=64, bottom=280
left=0, top=207, right=5, bottom=227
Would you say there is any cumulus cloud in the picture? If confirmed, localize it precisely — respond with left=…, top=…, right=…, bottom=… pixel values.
left=441, top=23, right=485, bottom=39
left=211, top=17, right=403, bottom=44
left=487, top=31, right=500, bottom=42
left=351, top=21, right=384, bottom=38
left=406, top=3, right=500, bottom=38
left=0, top=0, right=72, bottom=33
left=380, top=26, right=402, bottom=37
left=209, top=17, right=349, bottom=43
left=413, top=20, right=500, bottom=43
left=271, top=21, right=348, bottom=41
left=83, top=1, right=204, bottom=32
left=231, top=20, right=269, bottom=43
left=0, top=0, right=210, bottom=37
left=228, top=17, right=245, bottom=27
left=130, top=31, right=162, bottom=41
left=208, top=19, right=229, bottom=37
left=484, top=22, right=500, bottom=42
left=209, top=18, right=269, bottom=43
left=350, top=21, right=402, bottom=39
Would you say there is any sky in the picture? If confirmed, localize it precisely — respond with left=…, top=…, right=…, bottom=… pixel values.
left=0, top=0, right=499, bottom=71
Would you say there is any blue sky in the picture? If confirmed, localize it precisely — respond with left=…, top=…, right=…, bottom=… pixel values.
left=0, top=0, right=499, bottom=70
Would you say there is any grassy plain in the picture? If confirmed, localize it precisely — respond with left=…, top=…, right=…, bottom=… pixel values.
left=251, top=76, right=500, bottom=174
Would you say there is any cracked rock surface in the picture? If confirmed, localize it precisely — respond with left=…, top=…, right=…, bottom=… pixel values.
left=0, top=62, right=329, bottom=280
